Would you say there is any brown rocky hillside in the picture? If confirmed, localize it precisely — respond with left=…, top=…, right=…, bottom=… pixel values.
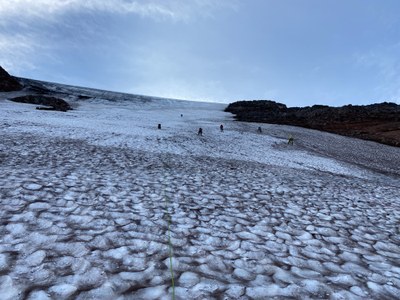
left=225, top=100, right=400, bottom=147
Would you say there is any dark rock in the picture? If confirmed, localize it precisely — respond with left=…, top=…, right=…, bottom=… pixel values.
left=10, top=95, right=72, bottom=112
left=27, top=84, right=51, bottom=94
left=225, top=100, right=400, bottom=147
left=78, top=95, right=92, bottom=100
left=0, top=66, right=23, bottom=91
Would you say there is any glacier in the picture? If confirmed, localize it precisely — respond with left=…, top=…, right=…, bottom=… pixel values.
left=0, top=83, right=399, bottom=299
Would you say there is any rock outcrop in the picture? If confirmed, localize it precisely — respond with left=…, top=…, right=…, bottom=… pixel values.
left=0, top=66, right=23, bottom=91
left=10, top=95, right=72, bottom=112
left=225, top=100, right=400, bottom=147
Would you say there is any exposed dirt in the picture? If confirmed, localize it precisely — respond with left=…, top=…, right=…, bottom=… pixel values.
left=322, top=121, right=400, bottom=147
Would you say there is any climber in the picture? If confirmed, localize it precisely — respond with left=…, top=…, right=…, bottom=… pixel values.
left=288, top=134, right=294, bottom=145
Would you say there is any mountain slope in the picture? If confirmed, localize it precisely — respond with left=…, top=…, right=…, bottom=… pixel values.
left=0, top=79, right=400, bottom=299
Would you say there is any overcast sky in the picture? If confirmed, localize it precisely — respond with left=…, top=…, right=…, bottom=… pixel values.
left=1, top=0, right=400, bottom=106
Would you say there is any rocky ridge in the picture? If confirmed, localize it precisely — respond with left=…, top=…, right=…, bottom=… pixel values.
left=1, top=66, right=72, bottom=111
left=225, top=100, right=400, bottom=147
left=0, top=66, right=23, bottom=92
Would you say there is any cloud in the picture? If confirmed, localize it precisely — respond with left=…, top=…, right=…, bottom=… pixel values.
left=0, top=33, right=40, bottom=71
left=131, top=77, right=228, bottom=102
left=0, top=0, right=171, bottom=21
left=356, top=44, right=400, bottom=103
left=0, top=0, right=238, bottom=22
left=0, top=0, right=238, bottom=74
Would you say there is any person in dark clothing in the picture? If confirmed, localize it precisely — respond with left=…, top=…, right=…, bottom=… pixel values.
left=220, top=124, right=224, bottom=132
left=288, top=134, right=294, bottom=145
left=198, top=128, right=203, bottom=136
left=257, top=126, right=262, bottom=133
left=158, top=124, right=162, bottom=129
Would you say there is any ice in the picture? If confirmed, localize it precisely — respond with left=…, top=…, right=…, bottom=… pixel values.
left=49, top=284, right=78, bottom=299
left=341, top=262, right=371, bottom=276
left=233, top=268, right=255, bottom=281
left=264, top=241, right=287, bottom=253
left=5, top=223, right=26, bottom=236
left=329, top=290, right=361, bottom=299
left=273, top=267, right=297, bottom=284
left=26, top=250, right=46, bottom=266
left=73, top=267, right=105, bottom=289
left=68, top=215, right=94, bottom=224
left=384, top=284, right=400, bottom=298
left=0, top=254, right=9, bottom=272
left=275, top=231, right=292, bottom=241
left=300, top=279, right=331, bottom=296
left=192, top=279, right=224, bottom=294
left=374, top=241, right=400, bottom=252
left=28, top=232, right=57, bottom=247
left=307, top=259, right=326, bottom=273
left=225, top=284, right=245, bottom=298
left=178, top=271, right=200, bottom=288
left=54, top=242, right=89, bottom=258
left=292, top=267, right=321, bottom=279
left=28, top=202, right=51, bottom=211
left=104, top=247, right=129, bottom=260
left=75, top=282, right=115, bottom=299
left=297, top=231, right=313, bottom=241
left=246, top=284, right=282, bottom=298
left=122, top=256, right=147, bottom=272
left=339, top=251, right=361, bottom=263
left=22, top=183, right=42, bottom=191
left=350, top=286, right=369, bottom=297
left=26, top=290, right=51, bottom=300
left=327, top=274, right=358, bottom=286
left=132, top=285, right=166, bottom=299
left=36, top=218, right=53, bottom=230
left=119, top=271, right=144, bottom=282
left=0, top=276, right=19, bottom=300
left=28, top=269, right=54, bottom=286
left=1, top=88, right=400, bottom=299
left=236, top=231, right=260, bottom=240
left=172, top=287, right=191, bottom=299
left=71, top=258, right=91, bottom=274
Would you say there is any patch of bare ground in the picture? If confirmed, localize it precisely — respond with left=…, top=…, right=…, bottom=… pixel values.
left=323, top=121, right=400, bottom=147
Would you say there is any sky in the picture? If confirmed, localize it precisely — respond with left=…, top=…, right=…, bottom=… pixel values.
left=1, top=0, right=400, bottom=106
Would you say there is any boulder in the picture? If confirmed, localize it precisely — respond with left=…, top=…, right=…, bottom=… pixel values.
left=10, top=95, right=72, bottom=112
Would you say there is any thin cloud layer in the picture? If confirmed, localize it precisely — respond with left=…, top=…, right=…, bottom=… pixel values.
left=356, top=43, right=400, bottom=102
left=0, top=0, right=238, bottom=76
left=0, top=33, right=40, bottom=71
left=1, top=1, right=399, bottom=105
left=0, top=0, right=238, bottom=22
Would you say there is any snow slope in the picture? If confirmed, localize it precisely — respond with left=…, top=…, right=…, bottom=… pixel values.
left=0, top=86, right=400, bottom=299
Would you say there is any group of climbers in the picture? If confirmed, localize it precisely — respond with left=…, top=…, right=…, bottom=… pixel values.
left=157, top=115, right=295, bottom=145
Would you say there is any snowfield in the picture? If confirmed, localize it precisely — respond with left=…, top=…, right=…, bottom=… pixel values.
left=1, top=86, right=400, bottom=299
